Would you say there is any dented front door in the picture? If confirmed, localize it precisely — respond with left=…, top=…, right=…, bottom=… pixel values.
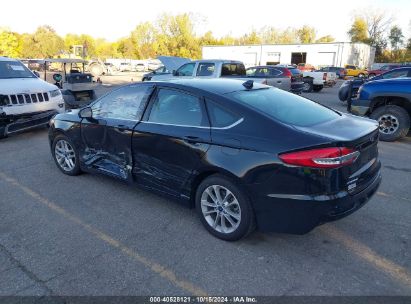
left=80, top=84, right=154, bottom=180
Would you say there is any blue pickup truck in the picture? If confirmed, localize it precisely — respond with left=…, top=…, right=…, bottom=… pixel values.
left=349, top=78, right=411, bottom=141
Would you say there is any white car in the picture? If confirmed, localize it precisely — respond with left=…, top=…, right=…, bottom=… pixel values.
left=0, top=57, right=65, bottom=138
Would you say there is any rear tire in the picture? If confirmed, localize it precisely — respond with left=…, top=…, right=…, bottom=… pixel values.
left=302, top=80, right=313, bottom=93
left=195, top=174, right=255, bottom=241
left=358, top=73, right=365, bottom=78
left=370, top=105, right=410, bottom=141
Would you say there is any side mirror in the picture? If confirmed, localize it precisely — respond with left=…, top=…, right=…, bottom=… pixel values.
left=79, top=107, right=92, bottom=119
left=33, top=71, right=40, bottom=78
left=53, top=73, right=63, bottom=82
left=172, top=70, right=177, bottom=76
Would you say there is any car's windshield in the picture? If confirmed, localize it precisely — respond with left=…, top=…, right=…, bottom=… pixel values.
left=227, top=88, right=339, bottom=127
left=0, top=61, right=36, bottom=79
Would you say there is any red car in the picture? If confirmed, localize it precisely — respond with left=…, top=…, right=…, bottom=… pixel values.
left=297, top=63, right=316, bottom=72
left=368, top=65, right=402, bottom=78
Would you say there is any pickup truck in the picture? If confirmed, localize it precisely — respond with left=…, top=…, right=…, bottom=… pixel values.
left=301, top=71, right=337, bottom=92
left=339, top=67, right=411, bottom=102
left=349, top=78, right=411, bottom=141
left=0, top=57, right=65, bottom=138
left=146, top=57, right=298, bottom=93
left=345, top=64, right=368, bottom=78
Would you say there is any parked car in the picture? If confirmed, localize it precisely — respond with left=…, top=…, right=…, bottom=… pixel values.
left=134, top=63, right=146, bottom=72
left=141, top=66, right=168, bottom=81
left=104, top=63, right=118, bottom=73
left=0, top=57, right=65, bottom=138
left=345, top=65, right=368, bottom=78
left=119, top=62, right=132, bottom=72
left=367, top=64, right=411, bottom=78
left=246, top=66, right=304, bottom=94
left=149, top=58, right=247, bottom=80
left=49, top=78, right=381, bottom=241
left=317, top=66, right=347, bottom=79
left=297, top=63, right=316, bottom=72
left=301, top=71, right=337, bottom=92
left=339, top=67, right=411, bottom=102
left=149, top=58, right=297, bottom=93
left=349, top=78, right=411, bottom=141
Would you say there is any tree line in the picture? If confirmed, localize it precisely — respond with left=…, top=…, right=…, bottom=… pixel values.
left=0, top=12, right=410, bottom=63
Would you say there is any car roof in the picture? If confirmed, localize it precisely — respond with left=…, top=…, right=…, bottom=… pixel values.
left=0, top=57, right=19, bottom=62
left=193, top=59, right=243, bottom=64
left=146, top=78, right=268, bottom=95
left=247, top=66, right=287, bottom=69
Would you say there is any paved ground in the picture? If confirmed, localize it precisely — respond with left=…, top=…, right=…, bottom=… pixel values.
left=0, top=80, right=410, bottom=296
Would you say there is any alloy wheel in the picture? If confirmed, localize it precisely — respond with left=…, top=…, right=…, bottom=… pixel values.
left=303, top=82, right=311, bottom=91
left=378, top=114, right=399, bottom=135
left=200, top=185, right=241, bottom=234
left=54, top=139, right=76, bottom=172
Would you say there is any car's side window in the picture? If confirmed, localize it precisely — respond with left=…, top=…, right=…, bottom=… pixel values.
left=196, top=63, right=215, bottom=76
left=383, top=70, right=409, bottom=79
left=148, top=88, right=207, bottom=127
left=205, top=99, right=241, bottom=128
left=269, top=69, right=282, bottom=77
left=92, top=85, right=152, bottom=121
left=176, top=63, right=195, bottom=76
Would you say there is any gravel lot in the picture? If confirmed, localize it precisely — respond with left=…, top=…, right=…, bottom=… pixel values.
left=0, top=79, right=410, bottom=297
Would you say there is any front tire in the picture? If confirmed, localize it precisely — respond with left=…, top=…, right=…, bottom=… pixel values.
left=195, top=175, right=255, bottom=241
left=52, top=134, right=81, bottom=175
left=370, top=105, right=410, bottom=141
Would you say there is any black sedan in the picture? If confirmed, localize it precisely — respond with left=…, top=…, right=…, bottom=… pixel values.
left=49, top=79, right=381, bottom=241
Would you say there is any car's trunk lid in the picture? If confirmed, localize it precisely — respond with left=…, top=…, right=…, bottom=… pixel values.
left=295, top=114, right=380, bottom=194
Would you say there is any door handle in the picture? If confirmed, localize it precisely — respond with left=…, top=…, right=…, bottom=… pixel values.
left=183, top=136, right=201, bottom=145
left=277, top=81, right=282, bottom=83
left=115, top=125, right=129, bottom=132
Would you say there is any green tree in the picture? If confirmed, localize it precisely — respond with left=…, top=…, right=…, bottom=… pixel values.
left=315, top=35, right=335, bottom=43
left=21, top=25, right=64, bottom=58
left=259, top=26, right=279, bottom=44
left=297, top=25, right=316, bottom=43
left=0, top=29, right=21, bottom=57
left=130, top=22, right=157, bottom=59
left=388, top=26, right=404, bottom=51
left=238, top=30, right=262, bottom=45
left=277, top=27, right=298, bottom=44
left=348, top=18, right=369, bottom=43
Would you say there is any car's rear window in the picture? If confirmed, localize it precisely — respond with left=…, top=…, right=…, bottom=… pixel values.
left=288, top=68, right=301, bottom=75
left=221, top=63, right=246, bottom=76
left=227, top=88, right=339, bottom=127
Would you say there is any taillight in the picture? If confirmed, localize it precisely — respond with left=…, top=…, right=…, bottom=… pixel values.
left=323, top=73, right=327, bottom=80
left=279, top=147, right=360, bottom=169
left=284, top=69, right=292, bottom=78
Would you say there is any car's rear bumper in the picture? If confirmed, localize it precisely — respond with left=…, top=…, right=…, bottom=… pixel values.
left=290, top=81, right=304, bottom=94
left=249, top=170, right=381, bottom=234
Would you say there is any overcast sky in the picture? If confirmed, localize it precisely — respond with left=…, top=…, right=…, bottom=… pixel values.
left=3, top=0, right=410, bottom=42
